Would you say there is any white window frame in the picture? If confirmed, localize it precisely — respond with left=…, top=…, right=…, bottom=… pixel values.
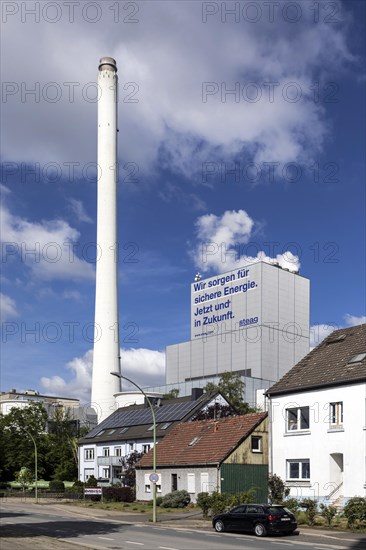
left=84, top=468, right=94, bottom=481
left=143, top=444, right=151, bottom=454
left=102, top=467, right=110, bottom=479
left=330, top=402, right=343, bottom=426
left=251, top=435, right=262, bottom=453
left=84, top=448, right=94, bottom=461
left=286, top=407, right=310, bottom=432
left=286, top=459, right=310, bottom=480
left=103, top=447, right=110, bottom=457
left=115, top=446, right=122, bottom=457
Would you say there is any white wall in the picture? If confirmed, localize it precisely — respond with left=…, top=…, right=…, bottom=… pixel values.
left=270, top=383, right=366, bottom=504
left=136, top=467, right=218, bottom=503
left=79, top=438, right=155, bottom=482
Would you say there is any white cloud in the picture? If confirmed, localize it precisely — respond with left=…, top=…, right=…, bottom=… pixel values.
left=40, top=347, right=166, bottom=403
left=344, top=314, right=366, bottom=326
left=1, top=1, right=355, bottom=179
left=62, top=290, right=82, bottom=301
left=0, top=203, right=94, bottom=281
left=0, top=292, right=18, bottom=320
left=309, top=314, right=366, bottom=348
left=68, top=198, right=93, bottom=224
left=192, top=209, right=300, bottom=273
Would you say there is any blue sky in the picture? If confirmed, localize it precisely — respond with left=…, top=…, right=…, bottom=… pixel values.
left=1, top=0, right=365, bottom=402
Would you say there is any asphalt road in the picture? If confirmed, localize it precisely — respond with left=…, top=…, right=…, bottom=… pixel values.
left=1, top=500, right=365, bottom=550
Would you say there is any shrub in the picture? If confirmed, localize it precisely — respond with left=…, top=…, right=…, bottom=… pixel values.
left=197, top=492, right=211, bottom=518
left=296, top=511, right=308, bottom=525
left=343, top=497, right=366, bottom=528
left=156, top=496, right=163, bottom=507
left=283, top=498, right=301, bottom=515
left=238, top=489, right=256, bottom=504
left=210, top=492, right=235, bottom=515
left=161, top=490, right=190, bottom=508
left=69, top=481, right=84, bottom=494
left=85, top=476, right=98, bottom=487
left=320, top=503, right=337, bottom=527
left=103, top=487, right=134, bottom=503
left=268, top=474, right=290, bottom=504
left=300, top=498, right=318, bottom=525
left=49, top=480, right=65, bottom=493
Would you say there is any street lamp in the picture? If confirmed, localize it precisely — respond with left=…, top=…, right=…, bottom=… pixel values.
left=111, top=370, right=157, bottom=523
left=21, top=428, right=38, bottom=503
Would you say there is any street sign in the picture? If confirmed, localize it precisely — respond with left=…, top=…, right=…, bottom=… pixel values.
left=149, top=473, right=160, bottom=483
left=84, top=487, right=102, bottom=495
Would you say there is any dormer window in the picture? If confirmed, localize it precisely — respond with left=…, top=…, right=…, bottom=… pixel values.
left=188, top=436, right=202, bottom=447
left=348, top=353, right=366, bottom=364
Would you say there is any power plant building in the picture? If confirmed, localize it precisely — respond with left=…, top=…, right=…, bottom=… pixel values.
left=146, top=261, right=310, bottom=406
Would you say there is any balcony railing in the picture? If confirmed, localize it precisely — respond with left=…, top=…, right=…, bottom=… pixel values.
left=97, top=456, right=125, bottom=466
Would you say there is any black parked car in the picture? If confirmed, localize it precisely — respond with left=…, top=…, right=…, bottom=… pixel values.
left=212, top=504, right=297, bottom=537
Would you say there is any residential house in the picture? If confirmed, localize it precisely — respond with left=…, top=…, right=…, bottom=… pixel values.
left=266, top=323, right=366, bottom=506
left=78, top=389, right=233, bottom=484
left=136, top=412, right=268, bottom=503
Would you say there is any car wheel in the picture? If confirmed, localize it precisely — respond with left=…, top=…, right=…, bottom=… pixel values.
left=214, top=520, right=225, bottom=532
left=254, top=523, right=267, bottom=537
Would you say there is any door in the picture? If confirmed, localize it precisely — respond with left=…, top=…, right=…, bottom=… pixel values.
left=226, top=505, right=247, bottom=531
left=171, top=473, right=178, bottom=492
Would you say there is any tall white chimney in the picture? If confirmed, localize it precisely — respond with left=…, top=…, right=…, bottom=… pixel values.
left=91, top=57, right=121, bottom=422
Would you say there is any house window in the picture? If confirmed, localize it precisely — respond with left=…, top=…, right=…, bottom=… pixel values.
left=156, top=484, right=162, bottom=493
left=286, top=407, right=310, bottom=431
left=129, top=442, right=134, bottom=451
left=147, top=425, right=155, bottom=431
left=188, top=436, right=202, bottom=447
left=348, top=352, right=366, bottom=364
left=287, top=459, right=310, bottom=480
left=84, top=448, right=94, bottom=461
left=120, top=427, right=129, bottom=434
left=251, top=436, right=262, bottom=453
left=171, top=473, right=178, bottom=492
left=143, top=444, right=151, bottom=454
left=84, top=468, right=94, bottom=481
left=115, top=447, right=122, bottom=457
left=161, top=422, right=171, bottom=430
left=144, top=473, right=151, bottom=493
left=102, top=468, right=110, bottom=479
left=330, top=402, right=343, bottom=426
left=103, top=447, right=110, bottom=457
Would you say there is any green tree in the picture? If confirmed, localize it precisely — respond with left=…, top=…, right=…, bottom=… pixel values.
left=15, top=467, right=33, bottom=493
left=0, top=402, right=48, bottom=481
left=204, top=372, right=255, bottom=414
left=46, top=407, right=80, bottom=481
left=268, top=474, right=290, bottom=503
left=162, top=389, right=180, bottom=399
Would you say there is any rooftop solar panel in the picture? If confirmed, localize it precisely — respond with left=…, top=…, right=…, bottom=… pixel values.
left=85, top=396, right=208, bottom=439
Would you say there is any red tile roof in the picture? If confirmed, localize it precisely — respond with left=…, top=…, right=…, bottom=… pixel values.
left=136, top=412, right=267, bottom=468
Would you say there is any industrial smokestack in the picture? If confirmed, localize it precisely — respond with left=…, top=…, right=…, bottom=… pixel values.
left=91, top=57, right=121, bottom=422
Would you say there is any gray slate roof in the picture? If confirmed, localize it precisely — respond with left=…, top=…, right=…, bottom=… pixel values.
left=266, top=323, right=366, bottom=396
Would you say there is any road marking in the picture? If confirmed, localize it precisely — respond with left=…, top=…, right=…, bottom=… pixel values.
left=159, top=547, right=179, bottom=550
left=98, top=537, right=115, bottom=541
left=125, top=542, right=144, bottom=546
left=270, top=543, right=293, bottom=546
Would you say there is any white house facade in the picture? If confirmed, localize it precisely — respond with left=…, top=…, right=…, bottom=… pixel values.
left=266, top=324, right=366, bottom=507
